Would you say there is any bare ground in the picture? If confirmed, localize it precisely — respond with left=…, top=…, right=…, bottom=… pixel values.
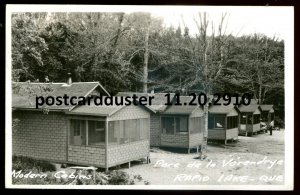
left=123, top=130, right=285, bottom=185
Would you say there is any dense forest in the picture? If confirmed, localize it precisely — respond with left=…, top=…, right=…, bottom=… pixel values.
left=11, top=12, right=284, bottom=126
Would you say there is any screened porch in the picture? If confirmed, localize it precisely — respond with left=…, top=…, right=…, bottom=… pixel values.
left=67, top=116, right=150, bottom=169
left=69, top=118, right=149, bottom=147
left=208, top=114, right=239, bottom=142
left=239, top=112, right=261, bottom=135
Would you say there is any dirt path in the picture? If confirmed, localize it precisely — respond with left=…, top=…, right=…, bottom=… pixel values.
left=123, top=130, right=285, bottom=185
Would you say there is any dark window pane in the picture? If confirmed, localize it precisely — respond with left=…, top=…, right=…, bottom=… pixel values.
left=215, top=116, right=225, bottom=129
left=88, top=121, right=104, bottom=146
left=162, top=117, right=174, bottom=134
left=179, top=117, right=188, bottom=132
left=175, top=117, right=180, bottom=133
left=247, top=115, right=252, bottom=124
left=241, top=114, right=247, bottom=124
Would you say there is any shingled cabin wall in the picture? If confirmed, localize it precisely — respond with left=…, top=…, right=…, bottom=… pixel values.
left=12, top=110, right=68, bottom=162
left=150, top=114, right=161, bottom=147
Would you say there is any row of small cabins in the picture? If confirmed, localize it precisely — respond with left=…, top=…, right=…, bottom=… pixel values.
left=12, top=81, right=275, bottom=170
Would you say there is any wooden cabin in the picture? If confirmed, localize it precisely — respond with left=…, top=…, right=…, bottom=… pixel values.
left=12, top=82, right=151, bottom=170
left=238, top=104, right=262, bottom=136
left=160, top=96, right=205, bottom=153
left=117, top=93, right=206, bottom=153
left=260, top=105, right=275, bottom=132
left=66, top=99, right=151, bottom=170
left=208, top=103, right=240, bottom=144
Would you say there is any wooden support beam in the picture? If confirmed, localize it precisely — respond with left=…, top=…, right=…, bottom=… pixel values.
left=86, top=120, right=89, bottom=145
left=105, top=119, right=108, bottom=172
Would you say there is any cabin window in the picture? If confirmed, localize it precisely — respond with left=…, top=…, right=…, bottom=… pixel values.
left=227, top=116, right=238, bottom=129
left=108, top=118, right=149, bottom=145
left=73, top=120, right=81, bottom=136
left=176, top=117, right=188, bottom=133
left=241, top=114, right=247, bottom=124
left=208, top=114, right=225, bottom=129
left=162, top=117, right=174, bottom=134
left=215, top=116, right=225, bottom=129
left=161, top=116, right=188, bottom=134
left=69, top=119, right=105, bottom=147
left=247, top=115, right=253, bottom=124
left=88, top=121, right=105, bottom=146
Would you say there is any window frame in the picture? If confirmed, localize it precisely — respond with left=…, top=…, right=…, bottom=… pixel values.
left=161, top=115, right=189, bottom=134
left=208, top=114, right=226, bottom=130
left=227, top=116, right=238, bottom=129
left=69, top=118, right=106, bottom=147
left=73, top=120, right=81, bottom=136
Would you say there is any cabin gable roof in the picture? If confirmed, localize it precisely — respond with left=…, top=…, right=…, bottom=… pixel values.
left=116, top=92, right=176, bottom=113
left=260, top=105, right=274, bottom=112
left=12, top=82, right=109, bottom=111
left=163, top=96, right=202, bottom=115
left=238, top=104, right=262, bottom=113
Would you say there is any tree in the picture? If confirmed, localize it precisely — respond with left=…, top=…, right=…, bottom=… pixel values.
left=178, top=12, right=230, bottom=157
left=12, top=13, right=48, bottom=81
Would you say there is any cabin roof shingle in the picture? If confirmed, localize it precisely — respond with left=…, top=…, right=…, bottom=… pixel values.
left=208, top=96, right=241, bottom=114
left=238, top=104, right=261, bottom=113
left=12, top=82, right=109, bottom=110
left=209, top=104, right=236, bottom=114
left=260, top=105, right=274, bottom=111
left=68, top=104, right=123, bottom=116
left=117, top=92, right=175, bottom=113
left=163, top=96, right=201, bottom=115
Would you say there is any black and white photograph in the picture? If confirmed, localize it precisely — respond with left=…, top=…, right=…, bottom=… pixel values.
left=5, top=5, right=294, bottom=190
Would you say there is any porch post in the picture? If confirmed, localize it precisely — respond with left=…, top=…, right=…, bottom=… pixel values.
left=246, top=113, right=248, bottom=137
left=224, top=115, right=227, bottom=141
left=86, top=120, right=88, bottom=145
left=187, top=117, right=190, bottom=154
left=66, top=119, right=70, bottom=162
left=173, top=118, right=175, bottom=135
left=105, top=119, right=108, bottom=172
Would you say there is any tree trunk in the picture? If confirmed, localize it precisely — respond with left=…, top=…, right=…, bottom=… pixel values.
left=143, top=22, right=150, bottom=93
left=258, top=83, right=262, bottom=105
left=106, top=13, right=124, bottom=63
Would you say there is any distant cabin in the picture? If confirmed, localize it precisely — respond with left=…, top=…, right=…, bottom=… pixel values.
left=260, top=105, right=275, bottom=126
left=208, top=101, right=240, bottom=144
left=12, top=81, right=151, bottom=170
left=238, top=100, right=262, bottom=136
left=117, top=92, right=206, bottom=153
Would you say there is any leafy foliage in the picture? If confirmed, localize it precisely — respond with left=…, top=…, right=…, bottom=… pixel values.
left=11, top=12, right=284, bottom=123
